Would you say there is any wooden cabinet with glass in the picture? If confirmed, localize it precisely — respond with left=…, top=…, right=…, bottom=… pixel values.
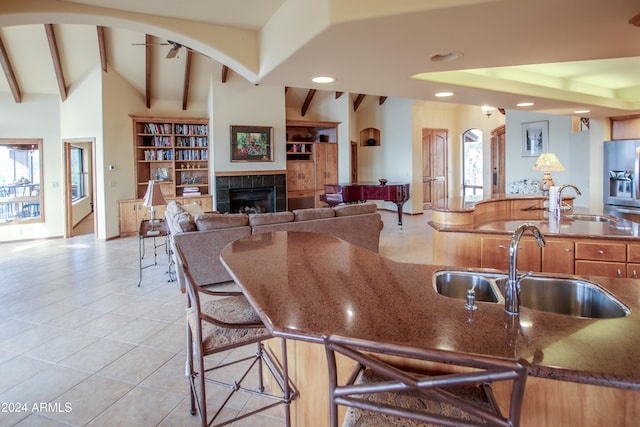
left=285, top=120, right=339, bottom=209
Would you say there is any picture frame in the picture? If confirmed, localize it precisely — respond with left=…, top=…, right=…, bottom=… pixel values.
left=521, top=121, right=548, bottom=157
left=230, top=125, right=273, bottom=162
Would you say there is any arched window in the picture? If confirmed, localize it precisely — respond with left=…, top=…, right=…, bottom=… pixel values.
left=462, top=129, right=483, bottom=197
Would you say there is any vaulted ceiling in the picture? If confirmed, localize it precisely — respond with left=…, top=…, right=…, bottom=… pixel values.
left=0, top=0, right=639, bottom=117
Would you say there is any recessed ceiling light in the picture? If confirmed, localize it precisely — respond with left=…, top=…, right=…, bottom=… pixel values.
left=574, top=109, right=590, bottom=114
left=517, top=102, right=534, bottom=107
left=429, top=51, right=463, bottom=62
left=312, top=76, right=334, bottom=83
left=435, top=91, right=454, bottom=97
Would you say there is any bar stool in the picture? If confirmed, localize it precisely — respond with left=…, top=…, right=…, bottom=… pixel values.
left=324, top=334, right=528, bottom=427
left=174, top=243, right=297, bottom=426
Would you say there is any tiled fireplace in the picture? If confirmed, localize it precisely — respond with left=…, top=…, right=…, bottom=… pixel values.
left=215, top=173, right=286, bottom=214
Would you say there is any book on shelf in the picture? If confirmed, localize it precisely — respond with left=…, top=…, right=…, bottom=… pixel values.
left=183, top=191, right=202, bottom=197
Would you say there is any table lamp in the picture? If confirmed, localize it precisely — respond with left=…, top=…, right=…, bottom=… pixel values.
left=142, top=180, right=167, bottom=235
left=532, top=153, right=565, bottom=195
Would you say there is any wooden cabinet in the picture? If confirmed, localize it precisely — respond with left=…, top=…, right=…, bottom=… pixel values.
left=575, top=241, right=626, bottom=278
left=118, top=195, right=212, bottom=236
left=542, top=239, right=575, bottom=274
left=481, top=237, right=541, bottom=272
left=314, top=142, right=338, bottom=205
left=285, top=120, right=339, bottom=209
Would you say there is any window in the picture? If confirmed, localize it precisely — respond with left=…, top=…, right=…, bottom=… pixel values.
left=462, top=129, right=483, bottom=198
left=0, top=139, right=43, bottom=224
left=70, top=145, right=86, bottom=202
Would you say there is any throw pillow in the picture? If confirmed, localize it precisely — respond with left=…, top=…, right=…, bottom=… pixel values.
left=182, top=202, right=204, bottom=217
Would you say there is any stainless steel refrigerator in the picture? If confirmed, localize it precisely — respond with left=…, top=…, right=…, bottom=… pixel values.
left=603, top=139, right=640, bottom=222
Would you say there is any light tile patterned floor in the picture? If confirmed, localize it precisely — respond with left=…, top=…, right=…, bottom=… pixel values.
left=0, top=210, right=431, bottom=426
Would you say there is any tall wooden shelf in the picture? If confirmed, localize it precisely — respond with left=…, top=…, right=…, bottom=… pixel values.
left=118, top=116, right=212, bottom=236
left=285, top=120, right=339, bottom=209
left=132, top=116, right=210, bottom=199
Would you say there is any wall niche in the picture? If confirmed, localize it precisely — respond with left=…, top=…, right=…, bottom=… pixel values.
left=360, top=127, right=380, bottom=147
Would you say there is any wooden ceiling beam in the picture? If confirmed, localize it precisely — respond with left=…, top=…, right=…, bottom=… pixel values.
left=145, top=34, right=151, bottom=108
left=97, top=26, right=107, bottom=72
left=44, top=24, right=67, bottom=101
left=0, top=35, right=21, bottom=103
left=630, top=12, right=640, bottom=26
left=335, top=92, right=343, bottom=99
left=182, top=49, right=192, bottom=110
left=353, top=94, right=365, bottom=111
left=379, top=96, right=387, bottom=105
left=221, top=65, right=229, bottom=82
left=301, top=89, right=316, bottom=117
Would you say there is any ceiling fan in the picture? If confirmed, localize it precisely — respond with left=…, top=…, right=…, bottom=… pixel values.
left=132, top=40, right=189, bottom=58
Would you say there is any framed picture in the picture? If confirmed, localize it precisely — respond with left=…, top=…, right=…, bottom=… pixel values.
left=521, top=121, right=548, bottom=157
left=230, top=125, right=273, bottom=162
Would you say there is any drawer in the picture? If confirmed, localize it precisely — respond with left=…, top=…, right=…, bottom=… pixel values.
left=575, top=260, right=626, bottom=278
left=575, top=242, right=626, bottom=262
left=287, top=190, right=315, bottom=198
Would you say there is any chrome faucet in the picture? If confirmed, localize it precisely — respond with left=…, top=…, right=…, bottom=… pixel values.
left=554, top=184, right=582, bottom=218
left=505, top=223, right=546, bottom=315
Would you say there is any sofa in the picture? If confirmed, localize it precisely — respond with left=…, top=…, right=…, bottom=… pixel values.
left=166, top=201, right=383, bottom=290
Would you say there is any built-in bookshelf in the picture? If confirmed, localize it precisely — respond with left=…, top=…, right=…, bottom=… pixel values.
left=131, top=116, right=210, bottom=199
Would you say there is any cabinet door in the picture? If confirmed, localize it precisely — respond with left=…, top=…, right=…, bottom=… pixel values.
left=575, top=260, right=626, bottom=278
left=628, top=244, right=640, bottom=263
left=542, top=240, right=574, bottom=274
left=481, top=238, right=541, bottom=272
left=287, top=161, right=315, bottom=192
left=315, top=143, right=338, bottom=189
left=118, top=200, right=139, bottom=236
left=627, top=263, right=640, bottom=279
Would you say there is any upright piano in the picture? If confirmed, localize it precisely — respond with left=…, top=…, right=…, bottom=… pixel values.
left=320, top=182, right=410, bottom=226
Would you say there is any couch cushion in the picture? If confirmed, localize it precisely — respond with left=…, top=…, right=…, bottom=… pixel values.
left=195, top=213, right=249, bottom=230
left=333, top=203, right=378, bottom=217
left=182, top=201, right=204, bottom=217
left=249, top=211, right=295, bottom=226
left=176, top=212, right=197, bottom=232
left=293, top=208, right=336, bottom=222
left=166, top=200, right=184, bottom=218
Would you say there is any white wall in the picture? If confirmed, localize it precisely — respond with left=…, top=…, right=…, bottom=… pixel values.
left=356, top=96, right=415, bottom=213
left=211, top=78, right=286, bottom=174
left=61, top=65, right=102, bottom=231
left=0, top=93, right=62, bottom=242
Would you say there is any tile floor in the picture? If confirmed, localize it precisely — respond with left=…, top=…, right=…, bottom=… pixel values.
left=0, top=210, right=432, bottom=426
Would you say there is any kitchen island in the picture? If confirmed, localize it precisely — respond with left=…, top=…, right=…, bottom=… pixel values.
left=221, top=230, right=640, bottom=427
left=430, top=194, right=640, bottom=278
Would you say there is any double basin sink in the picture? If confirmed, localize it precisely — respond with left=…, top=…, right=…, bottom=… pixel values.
left=434, top=270, right=630, bottom=319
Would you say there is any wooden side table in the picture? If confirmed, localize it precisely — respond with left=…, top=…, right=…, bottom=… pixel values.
left=138, top=219, right=172, bottom=286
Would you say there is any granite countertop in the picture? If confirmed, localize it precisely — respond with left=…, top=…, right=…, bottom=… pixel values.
left=429, top=195, right=640, bottom=240
left=221, top=231, right=640, bottom=390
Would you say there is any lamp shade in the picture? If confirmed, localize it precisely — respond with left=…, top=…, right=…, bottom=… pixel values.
left=532, top=153, right=565, bottom=172
left=142, top=180, right=167, bottom=207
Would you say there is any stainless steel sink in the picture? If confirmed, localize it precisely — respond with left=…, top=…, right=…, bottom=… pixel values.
left=564, top=214, right=618, bottom=223
left=434, top=270, right=630, bottom=318
left=433, top=271, right=502, bottom=303
left=496, top=276, right=630, bottom=318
